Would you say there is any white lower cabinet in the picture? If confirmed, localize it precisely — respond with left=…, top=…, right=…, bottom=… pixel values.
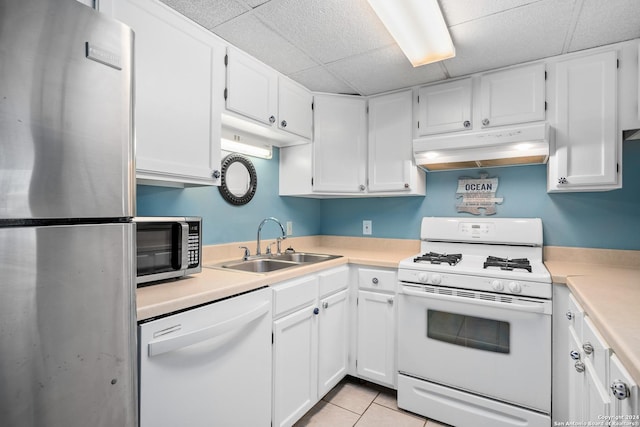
left=272, top=266, right=349, bottom=427
left=565, top=291, right=638, bottom=424
left=356, top=267, right=397, bottom=388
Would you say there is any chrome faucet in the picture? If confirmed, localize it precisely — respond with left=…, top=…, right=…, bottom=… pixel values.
left=256, top=217, right=286, bottom=256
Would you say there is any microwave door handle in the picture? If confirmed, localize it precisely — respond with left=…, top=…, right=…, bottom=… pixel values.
left=401, top=287, right=550, bottom=314
left=180, top=222, right=189, bottom=270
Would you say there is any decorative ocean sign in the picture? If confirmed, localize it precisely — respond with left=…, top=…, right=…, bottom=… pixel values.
left=456, top=173, right=503, bottom=215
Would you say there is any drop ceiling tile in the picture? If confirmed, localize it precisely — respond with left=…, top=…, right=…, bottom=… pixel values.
left=440, top=0, right=544, bottom=26
left=289, top=67, right=358, bottom=95
left=160, top=0, right=249, bottom=29
left=568, top=0, right=640, bottom=51
left=254, top=0, right=395, bottom=63
left=445, top=0, right=574, bottom=77
left=327, top=46, right=447, bottom=96
left=214, top=14, right=318, bottom=74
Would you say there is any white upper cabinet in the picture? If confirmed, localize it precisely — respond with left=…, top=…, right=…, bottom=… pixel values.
left=225, top=47, right=278, bottom=126
left=479, top=63, right=546, bottom=128
left=278, top=76, right=313, bottom=140
left=417, top=78, right=472, bottom=136
left=368, top=90, right=425, bottom=194
left=416, top=63, right=546, bottom=137
left=108, top=0, right=223, bottom=186
left=548, top=50, right=618, bottom=192
left=313, top=94, right=367, bottom=193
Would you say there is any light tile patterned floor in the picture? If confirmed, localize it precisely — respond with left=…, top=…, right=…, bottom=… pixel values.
left=294, top=377, right=450, bottom=427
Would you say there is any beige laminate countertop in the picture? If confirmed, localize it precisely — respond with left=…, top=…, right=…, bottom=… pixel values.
left=136, top=239, right=417, bottom=321
left=545, top=258, right=640, bottom=385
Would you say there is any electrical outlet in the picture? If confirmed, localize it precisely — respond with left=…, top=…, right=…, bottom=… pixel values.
left=286, top=221, right=293, bottom=236
left=363, top=220, right=372, bottom=235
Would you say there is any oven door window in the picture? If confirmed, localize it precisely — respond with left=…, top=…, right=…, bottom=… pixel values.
left=427, top=309, right=510, bottom=354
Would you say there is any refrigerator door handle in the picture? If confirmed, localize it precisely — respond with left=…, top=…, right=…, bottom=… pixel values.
left=180, top=222, right=189, bottom=270
left=147, top=300, right=270, bottom=357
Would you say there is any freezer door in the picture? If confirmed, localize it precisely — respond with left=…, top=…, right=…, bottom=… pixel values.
left=0, top=0, right=134, bottom=219
left=0, top=224, right=136, bottom=427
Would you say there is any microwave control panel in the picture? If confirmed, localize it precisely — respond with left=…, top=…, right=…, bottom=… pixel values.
left=187, top=221, right=201, bottom=268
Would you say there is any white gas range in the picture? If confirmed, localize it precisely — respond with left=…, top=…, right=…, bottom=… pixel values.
left=397, top=217, right=553, bottom=427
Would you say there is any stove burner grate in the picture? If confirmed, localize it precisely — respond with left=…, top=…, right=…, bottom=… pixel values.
left=483, top=256, right=532, bottom=272
left=414, top=252, right=462, bottom=266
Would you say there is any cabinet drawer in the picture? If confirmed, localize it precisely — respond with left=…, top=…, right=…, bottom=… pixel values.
left=582, top=316, right=611, bottom=384
left=358, top=268, right=396, bottom=292
left=318, top=266, right=349, bottom=298
left=272, top=275, right=318, bottom=318
left=567, top=294, right=585, bottom=338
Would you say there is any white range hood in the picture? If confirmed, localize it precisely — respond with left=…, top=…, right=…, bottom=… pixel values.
left=414, top=122, right=552, bottom=171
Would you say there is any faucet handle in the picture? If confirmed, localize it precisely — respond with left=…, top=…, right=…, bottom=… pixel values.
left=266, top=242, right=276, bottom=255
left=239, top=246, right=251, bottom=260
left=276, top=237, right=285, bottom=255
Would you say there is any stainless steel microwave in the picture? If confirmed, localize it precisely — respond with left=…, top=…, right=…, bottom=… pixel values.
left=135, top=217, right=202, bottom=286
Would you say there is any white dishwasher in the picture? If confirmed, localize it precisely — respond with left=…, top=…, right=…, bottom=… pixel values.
left=138, top=287, right=272, bottom=427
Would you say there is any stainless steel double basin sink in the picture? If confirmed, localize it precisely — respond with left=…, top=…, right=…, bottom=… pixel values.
left=208, top=252, right=342, bottom=274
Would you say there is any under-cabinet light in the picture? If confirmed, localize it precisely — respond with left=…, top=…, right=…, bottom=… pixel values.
left=221, top=138, right=272, bottom=159
left=367, top=0, right=455, bottom=67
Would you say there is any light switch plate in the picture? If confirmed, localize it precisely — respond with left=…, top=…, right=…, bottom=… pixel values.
left=286, top=221, right=293, bottom=236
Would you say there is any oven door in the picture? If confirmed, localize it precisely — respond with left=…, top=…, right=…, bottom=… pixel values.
left=398, top=283, right=552, bottom=413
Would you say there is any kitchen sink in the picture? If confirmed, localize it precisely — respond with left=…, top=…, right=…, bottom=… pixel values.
left=272, top=252, right=342, bottom=263
left=208, top=252, right=342, bottom=274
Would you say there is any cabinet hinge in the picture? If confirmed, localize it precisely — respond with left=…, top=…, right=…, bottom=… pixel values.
left=417, top=95, right=420, bottom=104
left=544, top=71, right=547, bottom=80
left=544, top=101, right=547, bottom=111
left=417, top=121, right=420, bottom=129
left=617, top=59, right=620, bottom=69
left=311, top=102, right=314, bottom=111
left=224, top=88, right=228, bottom=100
left=355, top=360, right=358, bottom=368
left=272, top=332, right=274, bottom=344
left=224, top=54, right=228, bottom=66
left=366, top=106, right=369, bottom=114
left=311, top=177, right=314, bottom=186
left=617, top=163, right=620, bottom=173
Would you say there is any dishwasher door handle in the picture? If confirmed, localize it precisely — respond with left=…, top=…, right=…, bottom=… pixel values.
left=148, top=300, right=270, bottom=357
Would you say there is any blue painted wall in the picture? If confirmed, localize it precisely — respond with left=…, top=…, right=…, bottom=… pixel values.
left=137, top=143, right=640, bottom=250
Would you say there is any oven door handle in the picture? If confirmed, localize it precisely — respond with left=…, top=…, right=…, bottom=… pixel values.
left=401, top=287, right=551, bottom=314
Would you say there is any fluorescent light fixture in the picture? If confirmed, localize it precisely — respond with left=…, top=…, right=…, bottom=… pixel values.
left=221, top=138, right=272, bottom=159
left=367, top=0, right=455, bottom=67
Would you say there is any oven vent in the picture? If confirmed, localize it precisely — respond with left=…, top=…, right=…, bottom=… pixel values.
left=457, top=291, right=476, bottom=299
left=424, top=285, right=519, bottom=304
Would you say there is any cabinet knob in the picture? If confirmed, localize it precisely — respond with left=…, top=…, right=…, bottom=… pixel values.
left=212, top=170, right=221, bottom=179
left=372, top=277, right=379, bottom=285
left=611, top=380, right=631, bottom=400
left=574, top=361, right=585, bottom=373
left=281, top=120, right=287, bottom=128
left=570, top=350, right=581, bottom=361
left=313, top=307, right=319, bottom=315
left=269, top=115, right=276, bottom=124
left=387, top=297, right=394, bottom=304
left=482, top=118, right=490, bottom=126
left=322, top=301, right=329, bottom=309
left=404, top=183, right=409, bottom=189
left=558, top=177, right=568, bottom=184
left=566, top=311, right=574, bottom=320
left=582, top=342, right=594, bottom=355
left=463, top=120, right=471, bottom=128
left=359, top=184, right=366, bottom=191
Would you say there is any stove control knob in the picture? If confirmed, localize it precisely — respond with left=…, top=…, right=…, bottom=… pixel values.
left=491, top=280, right=504, bottom=291
left=508, top=281, right=522, bottom=293
left=417, top=273, right=429, bottom=283
left=431, top=274, right=442, bottom=285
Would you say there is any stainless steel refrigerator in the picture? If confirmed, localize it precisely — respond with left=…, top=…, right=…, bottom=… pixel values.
left=0, top=0, right=137, bottom=426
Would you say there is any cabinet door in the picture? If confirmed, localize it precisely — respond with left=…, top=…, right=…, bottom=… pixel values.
left=226, top=47, right=278, bottom=126
left=356, top=290, right=395, bottom=387
left=313, top=94, right=367, bottom=193
left=273, top=305, right=318, bottom=427
left=278, top=76, right=313, bottom=139
left=584, top=358, right=611, bottom=422
left=368, top=90, right=414, bottom=193
left=417, top=78, right=472, bottom=136
left=550, top=50, right=618, bottom=190
left=318, top=289, right=349, bottom=397
left=112, top=0, right=222, bottom=186
left=568, top=328, right=585, bottom=423
left=609, top=354, right=639, bottom=418
left=480, top=63, right=546, bottom=128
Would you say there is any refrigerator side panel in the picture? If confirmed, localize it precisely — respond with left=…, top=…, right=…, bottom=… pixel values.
left=0, top=0, right=135, bottom=219
left=0, top=223, right=136, bottom=427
